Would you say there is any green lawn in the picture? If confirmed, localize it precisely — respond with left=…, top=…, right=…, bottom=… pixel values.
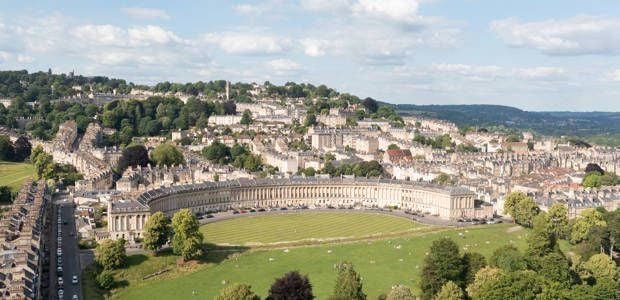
left=202, top=212, right=425, bottom=246
left=0, top=161, right=34, bottom=191
left=113, top=223, right=533, bottom=299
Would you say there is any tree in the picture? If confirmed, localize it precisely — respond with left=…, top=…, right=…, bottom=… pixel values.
left=385, top=285, right=416, bottom=300
left=215, top=283, right=260, bottom=300
left=514, top=195, right=539, bottom=227
left=420, top=238, right=464, bottom=300
left=583, top=254, right=618, bottom=282
left=151, top=144, right=184, bottom=167
left=362, top=97, right=378, bottom=113
left=142, top=212, right=171, bottom=253
left=585, top=163, right=604, bottom=175
left=12, top=136, right=31, bottom=162
left=434, top=281, right=464, bottom=300
left=0, top=186, right=12, bottom=203
left=117, top=144, right=151, bottom=173
left=171, top=209, right=204, bottom=261
left=547, top=203, right=569, bottom=239
left=96, top=269, right=115, bottom=289
left=267, top=271, right=314, bottom=300
left=468, top=270, right=543, bottom=300
left=503, top=192, right=526, bottom=221
left=526, top=213, right=556, bottom=257
left=330, top=262, right=366, bottom=300
left=582, top=172, right=602, bottom=188
left=537, top=253, right=572, bottom=287
left=570, top=208, right=607, bottom=243
left=0, top=135, right=14, bottom=161
left=303, top=167, right=316, bottom=177
left=387, top=144, right=400, bottom=150
left=223, top=100, right=237, bottom=115
left=465, top=267, right=504, bottom=300
left=304, top=113, right=317, bottom=127
left=95, top=239, right=126, bottom=270
left=462, top=252, right=486, bottom=285
left=240, top=109, right=253, bottom=125
left=489, top=245, right=526, bottom=272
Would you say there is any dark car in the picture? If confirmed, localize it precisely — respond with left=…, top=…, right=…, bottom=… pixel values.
left=258, top=208, right=266, bottom=212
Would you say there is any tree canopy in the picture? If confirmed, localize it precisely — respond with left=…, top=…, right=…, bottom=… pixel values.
left=171, top=209, right=204, bottom=260
left=151, top=144, right=184, bottom=167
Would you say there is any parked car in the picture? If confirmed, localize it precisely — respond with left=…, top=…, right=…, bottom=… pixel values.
left=58, top=289, right=64, bottom=298
left=57, top=266, right=63, bottom=275
left=72, top=275, right=78, bottom=284
left=58, top=276, right=64, bottom=286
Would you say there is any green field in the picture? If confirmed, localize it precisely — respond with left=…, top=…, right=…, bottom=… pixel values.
left=105, top=213, right=537, bottom=300
left=202, top=212, right=425, bottom=246
left=0, top=161, right=34, bottom=191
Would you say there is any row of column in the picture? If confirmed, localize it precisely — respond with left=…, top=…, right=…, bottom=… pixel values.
left=111, top=214, right=148, bottom=232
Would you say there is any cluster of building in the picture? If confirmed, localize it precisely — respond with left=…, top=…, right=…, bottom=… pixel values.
left=4, top=83, right=620, bottom=244
left=0, top=180, right=50, bottom=299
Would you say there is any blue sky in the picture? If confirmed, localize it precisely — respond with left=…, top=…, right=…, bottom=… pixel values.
left=1, top=0, right=620, bottom=111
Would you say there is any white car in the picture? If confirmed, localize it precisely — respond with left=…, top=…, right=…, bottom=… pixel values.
left=57, top=248, right=62, bottom=256
left=58, top=289, right=64, bottom=298
left=58, top=276, right=64, bottom=286
left=57, top=266, right=63, bottom=274
left=72, top=294, right=78, bottom=300
left=72, top=275, right=78, bottom=284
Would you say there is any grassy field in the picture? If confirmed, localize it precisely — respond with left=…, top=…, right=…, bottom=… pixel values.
left=112, top=221, right=535, bottom=299
left=202, top=212, right=425, bottom=246
left=0, top=161, right=34, bottom=191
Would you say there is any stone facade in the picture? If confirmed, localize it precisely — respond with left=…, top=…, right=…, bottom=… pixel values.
left=106, top=177, right=491, bottom=240
left=0, top=180, right=50, bottom=299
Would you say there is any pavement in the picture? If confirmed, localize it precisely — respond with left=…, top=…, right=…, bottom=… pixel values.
left=198, top=207, right=462, bottom=226
left=49, top=194, right=82, bottom=300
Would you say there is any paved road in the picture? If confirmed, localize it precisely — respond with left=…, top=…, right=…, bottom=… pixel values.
left=50, top=196, right=82, bottom=300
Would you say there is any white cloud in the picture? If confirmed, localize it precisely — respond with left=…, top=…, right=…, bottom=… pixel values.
left=16, top=54, right=34, bottom=63
left=0, top=51, right=10, bottom=62
left=128, top=25, right=184, bottom=46
left=352, top=0, right=419, bottom=23
left=491, top=15, right=620, bottom=55
left=72, top=25, right=126, bottom=46
left=267, top=58, right=299, bottom=71
left=301, top=0, right=351, bottom=12
left=203, top=32, right=290, bottom=55
left=121, top=7, right=170, bottom=20
left=300, top=38, right=330, bottom=57
left=605, top=69, right=620, bottom=81
left=514, top=67, right=565, bottom=80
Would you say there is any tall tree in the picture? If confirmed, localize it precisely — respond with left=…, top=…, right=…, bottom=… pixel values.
left=267, top=271, right=314, bottom=300
left=420, top=238, right=464, bottom=300
left=142, top=212, right=171, bottom=254
left=215, top=283, right=260, bottom=300
left=433, top=281, right=464, bottom=300
left=583, top=254, right=618, bottom=282
left=526, top=213, right=556, bottom=257
left=171, top=208, right=204, bottom=261
left=240, top=109, right=253, bottom=125
left=0, top=135, right=14, bottom=161
left=570, top=208, right=607, bottom=243
left=466, top=270, right=543, bottom=300
left=330, top=262, right=366, bottom=300
left=465, top=267, right=504, bottom=300
left=95, top=239, right=127, bottom=270
left=503, top=192, right=526, bottom=222
left=462, top=252, right=487, bottom=285
left=362, top=97, right=378, bottom=113
left=12, top=136, right=31, bottom=162
left=489, top=245, right=526, bottom=272
left=117, top=144, right=151, bottom=173
left=547, top=203, right=569, bottom=239
left=514, top=195, right=539, bottom=227
left=151, top=143, right=185, bottom=167
left=385, top=285, right=416, bottom=300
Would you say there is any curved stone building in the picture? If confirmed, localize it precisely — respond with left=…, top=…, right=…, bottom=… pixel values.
left=108, top=177, right=492, bottom=240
